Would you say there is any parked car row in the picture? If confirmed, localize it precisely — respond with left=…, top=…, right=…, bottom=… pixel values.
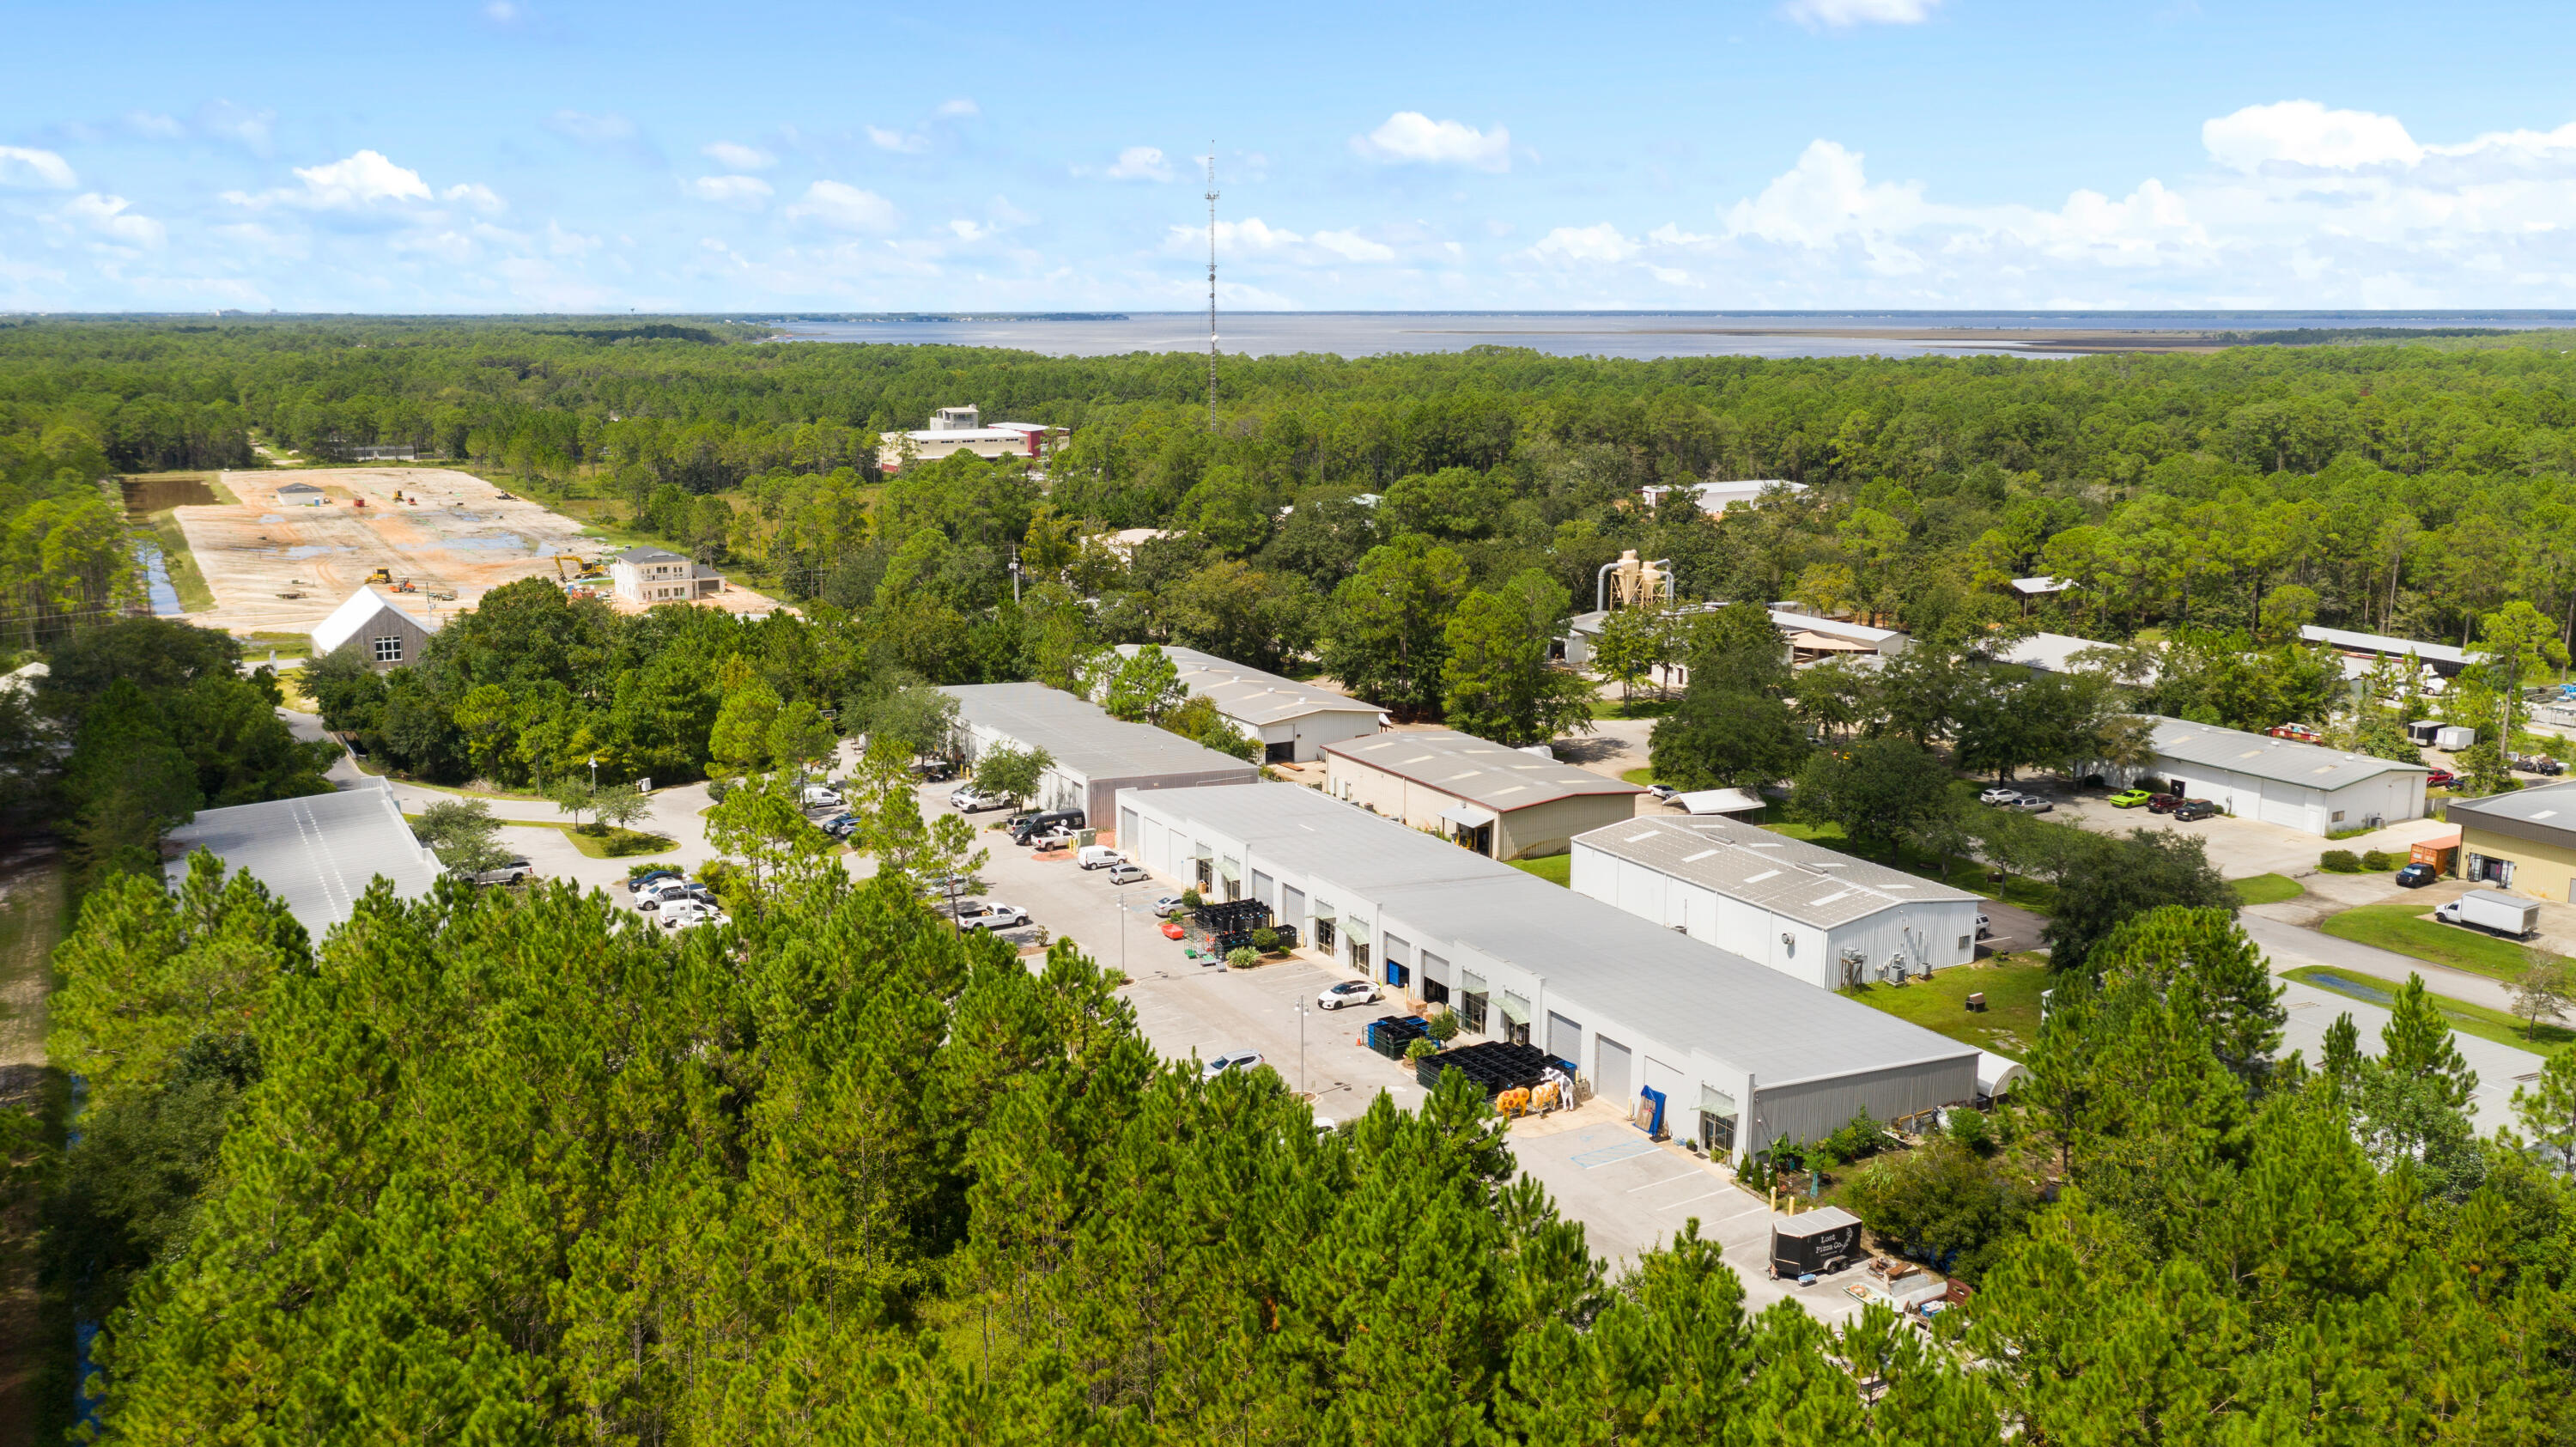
left=1978, top=787, right=2053, bottom=813
left=2513, top=753, right=2567, bottom=775
left=626, top=870, right=732, bottom=931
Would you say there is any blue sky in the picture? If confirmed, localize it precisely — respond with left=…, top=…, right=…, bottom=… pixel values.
left=10, top=0, right=2576, bottom=313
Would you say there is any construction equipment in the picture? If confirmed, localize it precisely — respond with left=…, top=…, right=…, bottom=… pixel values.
left=364, top=568, right=393, bottom=586
left=552, top=554, right=600, bottom=581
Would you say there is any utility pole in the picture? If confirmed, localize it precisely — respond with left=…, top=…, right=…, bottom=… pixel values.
left=1205, top=143, right=1219, bottom=433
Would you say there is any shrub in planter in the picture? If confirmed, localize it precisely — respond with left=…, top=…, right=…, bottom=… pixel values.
left=2319, top=849, right=2362, bottom=873
left=1224, top=946, right=1259, bottom=970
left=1403, top=1037, right=1439, bottom=1061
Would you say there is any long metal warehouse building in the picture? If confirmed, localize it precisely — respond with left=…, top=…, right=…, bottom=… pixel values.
left=1571, top=814, right=1984, bottom=988
left=945, top=682, right=1258, bottom=827
left=1118, top=782, right=1978, bottom=1163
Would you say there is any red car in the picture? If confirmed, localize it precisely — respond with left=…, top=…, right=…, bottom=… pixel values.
left=2426, top=769, right=2457, bottom=788
left=2145, top=793, right=2184, bottom=814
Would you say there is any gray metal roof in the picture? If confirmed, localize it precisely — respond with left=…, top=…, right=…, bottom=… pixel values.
left=615, top=545, right=686, bottom=563
left=1117, top=645, right=1385, bottom=727
left=946, top=682, right=1260, bottom=783
left=1566, top=604, right=1906, bottom=651
left=162, top=781, right=446, bottom=935
left=1996, top=631, right=2122, bottom=674
left=2446, top=780, right=2576, bottom=849
left=1575, top=815, right=1980, bottom=927
left=1324, top=731, right=1641, bottom=812
left=1136, top=783, right=1977, bottom=1085
left=2300, top=624, right=2470, bottom=669
left=2147, top=715, right=2428, bottom=792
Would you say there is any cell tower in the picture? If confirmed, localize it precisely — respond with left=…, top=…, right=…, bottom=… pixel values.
left=1204, top=143, right=1218, bottom=432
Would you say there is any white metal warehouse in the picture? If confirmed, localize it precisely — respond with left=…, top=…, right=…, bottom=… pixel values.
left=1570, top=815, right=1983, bottom=988
left=945, top=682, right=1257, bottom=828
left=1117, top=782, right=1979, bottom=1162
left=2117, top=716, right=2430, bottom=835
left=163, top=779, right=447, bottom=936
left=1116, top=644, right=1387, bottom=763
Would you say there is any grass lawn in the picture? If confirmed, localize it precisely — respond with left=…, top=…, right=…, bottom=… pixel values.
left=1508, top=854, right=1571, bottom=887
left=2231, top=873, right=2305, bottom=906
left=1842, top=952, right=2050, bottom=1061
left=1589, top=695, right=1675, bottom=720
left=409, top=813, right=677, bottom=859
left=2317, top=903, right=2565, bottom=982
left=2284, top=964, right=2573, bottom=1059
left=1765, top=819, right=2057, bottom=915
left=1619, top=767, right=1657, bottom=788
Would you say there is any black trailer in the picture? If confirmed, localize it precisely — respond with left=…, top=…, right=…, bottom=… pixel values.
left=1770, top=1206, right=1863, bottom=1278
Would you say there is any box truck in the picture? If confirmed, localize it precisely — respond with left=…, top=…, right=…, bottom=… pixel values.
left=2433, top=889, right=2540, bottom=939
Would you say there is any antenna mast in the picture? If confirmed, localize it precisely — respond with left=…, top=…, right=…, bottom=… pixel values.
left=1205, top=143, right=1218, bottom=432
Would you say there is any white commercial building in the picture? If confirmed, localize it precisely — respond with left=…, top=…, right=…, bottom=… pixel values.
left=1639, top=478, right=1809, bottom=515
left=1562, top=603, right=1908, bottom=672
left=945, top=682, right=1256, bottom=828
left=1119, top=644, right=1386, bottom=763
left=610, top=546, right=724, bottom=605
left=1322, top=730, right=1642, bottom=860
left=877, top=404, right=1062, bottom=472
left=1570, top=815, right=1983, bottom=988
left=163, top=780, right=447, bottom=936
left=2117, top=716, right=2432, bottom=835
left=310, top=585, right=439, bottom=670
left=1116, top=783, right=1978, bottom=1162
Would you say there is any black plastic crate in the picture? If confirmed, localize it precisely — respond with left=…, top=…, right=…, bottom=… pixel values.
left=1366, top=1015, right=1428, bottom=1059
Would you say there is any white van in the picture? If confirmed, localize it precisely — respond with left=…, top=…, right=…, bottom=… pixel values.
left=1077, top=845, right=1126, bottom=871
left=800, top=784, right=844, bottom=809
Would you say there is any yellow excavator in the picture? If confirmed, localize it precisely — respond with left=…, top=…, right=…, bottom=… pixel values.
left=364, top=568, right=393, bottom=586
left=552, top=554, right=604, bottom=581
left=362, top=568, right=419, bottom=593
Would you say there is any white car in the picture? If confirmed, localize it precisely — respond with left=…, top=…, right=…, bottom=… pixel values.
left=1151, top=894, right=1188, bottom=918
left=1200, top=1050, right=1266, bottom=1081
left=635, top=879, right=704, bottom=909
left=955, top=902, right=1031, bottom=931
left=1317, top=980, right=1382, bottom=1011
left=659, top=901, right=731, bottom=930
left=950, top=789, right=1005, bottom=812
left=1105, top=863, right=1150, bottom=886
left=1978, top=787, right=2020, bottom=806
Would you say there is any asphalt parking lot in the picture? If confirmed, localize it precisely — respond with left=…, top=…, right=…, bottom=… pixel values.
left=923, top=782, right=1431, bottom=1120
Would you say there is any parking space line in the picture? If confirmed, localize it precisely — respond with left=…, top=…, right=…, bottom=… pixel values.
left=1656, top=1187, right=1737, bottom=1210
left=1569, top=1140, right=1662, bottom=1169
left=1625, top=1170, right=1704, bottom=1194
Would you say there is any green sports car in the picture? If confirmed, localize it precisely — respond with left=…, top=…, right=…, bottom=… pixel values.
left=2107, top=788, right=2154, bottom=808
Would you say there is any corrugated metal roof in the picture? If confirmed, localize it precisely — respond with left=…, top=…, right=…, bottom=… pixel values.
left=1132, top=783, right=1977, bottom=1085
left=946, top=682, right=1260, bottom=783
left=1119, top=644, right=1385, bottom=727
left=2448, top=780, right=2576, bottom=849
left=1575, top=815, right=1980, bottom=927
left=2299, top=624, right=2470, bottom=668
left=2148, top=715, right=2428, bottom=791
left=309, top=586, right=439, bottom=654
left=162, top=781, right=446, bottom=935
left=1324, top=731, right=1641, bottom=812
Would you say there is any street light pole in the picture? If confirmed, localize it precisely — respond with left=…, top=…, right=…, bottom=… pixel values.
left=1297, top=1002, right=1307, bottom=1097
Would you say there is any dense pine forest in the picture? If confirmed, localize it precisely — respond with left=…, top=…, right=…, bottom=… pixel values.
left=3, top=318, right=2576, bottom=1442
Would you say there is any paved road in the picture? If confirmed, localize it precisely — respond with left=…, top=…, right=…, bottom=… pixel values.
left=2239, top=910, right=2518, bottom=1014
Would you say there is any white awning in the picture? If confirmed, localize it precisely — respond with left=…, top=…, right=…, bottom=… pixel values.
left=1439, top=803, right=1498, bottom=829
left=1674, top=787, right=1765, bottom=816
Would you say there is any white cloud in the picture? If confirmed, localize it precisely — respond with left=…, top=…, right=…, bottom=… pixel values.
left=1310, top=228, right=1395, bottom=263
left=1784, top=0, right=1940, bottom=27
left=686, top=174, right=774, bottom=207
left=867, top=125, right=931, bottom=155
left=1529, top=224, right=1639, bottom=264
left=120, top=111, right=185, bottom=141
left=194, top=100, right=276, bottom=155
left=545, top=221, right=600, bottom=257
left=949, top=218, right=992, bottom=242
left=787, top=180, right=901, bottom=232
left=442, top=182, right=506, bottom=214
left=63, top=193, right=165, bottom=248
left=937, top=98, right=980, bottom=118
left=702, top=141, right=775, bottom=171
left=483, top=1, right=526, bottom=23
left=1103, top=146, right=1174, bottom=182
left=1352, top=112, right=1511, bottom=172
left=2203, top=100, right=2423, bottom=172
left=227, top=149, right=433, bottom=209
left=0, top=147, right=77, bottom=190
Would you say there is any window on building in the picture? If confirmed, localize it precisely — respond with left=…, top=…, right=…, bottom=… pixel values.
left=1312, top=918, right=1336, bottom=952
left=1459, top=991, right=1487, bottom=1033
left=1958, top=935, right=1971, bottom=951
left=372, top=635, right=402, bottom=662
left=2331, top=810, right=2346, bottom=823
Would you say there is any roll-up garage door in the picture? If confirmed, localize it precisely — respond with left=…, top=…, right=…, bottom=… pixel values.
left=1420, top=951, right=1451, bottom=988
left=1120, top=806, right=1139, bottom=848
left=1251, top=871, right=1273, bottom=909
left=1282, top=885, right=1306, bottom=927
left=1546, top=1012, right=1582, bottom=1062
left=1595, top=1036, right=1632, bottom=1106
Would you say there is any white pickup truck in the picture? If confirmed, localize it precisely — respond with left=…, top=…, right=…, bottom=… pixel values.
left=954, top=902, right=1031, bottom=932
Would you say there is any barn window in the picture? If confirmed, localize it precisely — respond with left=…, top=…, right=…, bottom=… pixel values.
left=372, top=635, right=402, bottom=662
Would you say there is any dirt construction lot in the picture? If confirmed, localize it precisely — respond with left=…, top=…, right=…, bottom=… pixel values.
left=180, top=467, right=774, bottom=634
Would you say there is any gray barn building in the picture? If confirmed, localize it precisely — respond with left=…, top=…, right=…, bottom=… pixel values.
left=945, top=682, right=1257, bottom=830
left=310, top=586, right=440, bottom=671
left=162, top=780, right=447, bottom=936
left=1117, top=782, right=1978, bottom=1162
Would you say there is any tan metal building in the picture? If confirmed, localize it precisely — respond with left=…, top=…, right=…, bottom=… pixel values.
left=1321, top=731, right=1643, bottom=860
left=2446, top=782, right=2576, bottom=899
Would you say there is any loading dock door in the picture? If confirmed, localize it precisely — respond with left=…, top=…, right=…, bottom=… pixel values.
left=1281, top=885, right=1305, bottom=928
left=1546, top=1012, right=1582, bottom=1065
left=1595, top=1036, right=1632, bottom=1109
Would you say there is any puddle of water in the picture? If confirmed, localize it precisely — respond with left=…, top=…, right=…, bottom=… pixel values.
left=446, top=534, right=530, bottom=551
left=284, top=544, right=332, bottom=559
left=132, top=533, right=183, bottom=615
left=122, top=475, right=217, bottom=513
left=2304, top=971, right=2393, bottom=1006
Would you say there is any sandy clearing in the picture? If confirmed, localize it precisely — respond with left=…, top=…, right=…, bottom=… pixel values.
left=180, top=467, right=781, bottom=634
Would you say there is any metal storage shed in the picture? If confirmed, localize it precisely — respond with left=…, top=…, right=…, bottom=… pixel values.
left=1116, top=644, right=1386, bottom=763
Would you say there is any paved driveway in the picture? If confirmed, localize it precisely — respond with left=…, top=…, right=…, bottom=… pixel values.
left=2048, top=787, right=2451, bottom=879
